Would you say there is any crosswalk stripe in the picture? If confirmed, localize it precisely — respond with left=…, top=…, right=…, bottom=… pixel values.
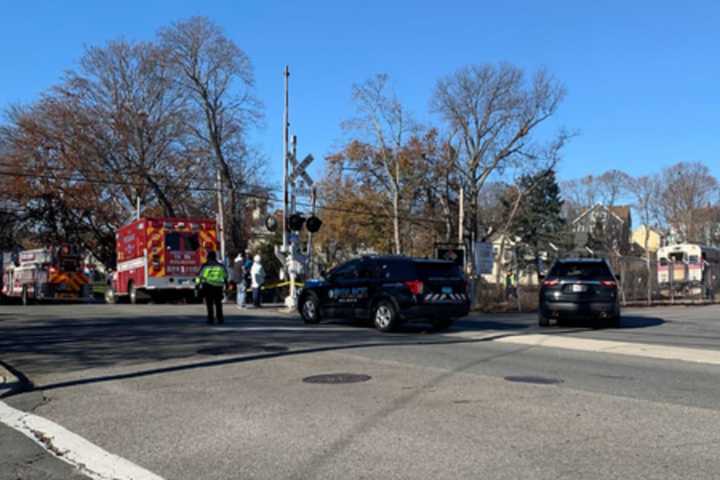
left=494, top=334, right=720, bottom=366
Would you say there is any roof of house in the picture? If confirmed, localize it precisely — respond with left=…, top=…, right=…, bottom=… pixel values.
left=572, top=204, right=630, bottom=226
left=609, top=205, right=631, bottom=224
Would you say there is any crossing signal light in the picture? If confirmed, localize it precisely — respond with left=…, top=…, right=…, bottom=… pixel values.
left=289, top=213, right=305, bottom=231
left=306, top=216, right=322, bottom=233
left=265, top=216, right=278, bottom=232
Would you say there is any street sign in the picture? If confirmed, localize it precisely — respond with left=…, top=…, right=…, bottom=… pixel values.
left=290, top=154, right=314, bottom=186
left=474, top=241, right=494, bottom=274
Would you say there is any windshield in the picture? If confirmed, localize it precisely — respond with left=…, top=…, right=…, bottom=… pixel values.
left=549, top=261, right=613, bottom=280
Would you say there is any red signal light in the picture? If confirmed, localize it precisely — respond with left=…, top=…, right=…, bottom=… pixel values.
left=601, top=280, right=617, bottom=288
left=542, top=279, right=559, bottom=287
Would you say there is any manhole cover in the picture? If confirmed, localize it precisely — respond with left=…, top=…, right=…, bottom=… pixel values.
left=504, top=375, right=563, bottom=385
left=197, top=344, right=289, bottom=355
left=302, top=373, right=372, bottom=384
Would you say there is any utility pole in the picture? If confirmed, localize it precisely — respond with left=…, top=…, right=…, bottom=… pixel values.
left=282, top=66, right=290, bottom=255
left=291, top=135, right=298, bottom=215
left=216, top=165, right=225, bottom=262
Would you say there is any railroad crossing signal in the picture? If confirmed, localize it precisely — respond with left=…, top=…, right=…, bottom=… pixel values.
left=289, top=153, right=314, bottom=186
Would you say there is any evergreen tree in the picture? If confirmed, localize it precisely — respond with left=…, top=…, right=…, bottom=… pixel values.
left=505, top=169, right=565, bottom=278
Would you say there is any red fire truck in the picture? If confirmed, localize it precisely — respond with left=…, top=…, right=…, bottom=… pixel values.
left=1, top=246, right=91, bottom=305
left=107, top=217, right=219, bottom=304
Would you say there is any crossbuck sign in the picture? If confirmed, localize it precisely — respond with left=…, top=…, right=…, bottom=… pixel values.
left=289, top=154, right=314, bottom=186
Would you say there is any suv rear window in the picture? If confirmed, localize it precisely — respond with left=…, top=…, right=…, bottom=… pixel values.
left=375, top=260, right=462, bottom=280
left=549, top=261, right=613, bottom=280
left=377, top=260, right=416, bottom=280
left=415, top=262, right=462, bottom=279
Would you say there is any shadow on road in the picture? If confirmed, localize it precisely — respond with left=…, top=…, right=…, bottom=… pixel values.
left=0, top=305, right=670, bottom=398
left=8, top=330, right=535, bottom=397
left=556, top=315, right=665, bottom=330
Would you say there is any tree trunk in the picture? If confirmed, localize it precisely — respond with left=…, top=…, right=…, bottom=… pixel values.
left=392, top=188, right=401, bottom=255
left=392, top=161, right=401, bottom=255
left=644, top=228, right=652, bottom=306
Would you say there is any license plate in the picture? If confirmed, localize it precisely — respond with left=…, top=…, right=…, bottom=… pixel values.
left=442, top=287, right=453, bottom=294
left=571, top=284, right=587, bottom=293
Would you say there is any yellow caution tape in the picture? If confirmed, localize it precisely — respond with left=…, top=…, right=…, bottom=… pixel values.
left=234, top=280, right=305, bottom=292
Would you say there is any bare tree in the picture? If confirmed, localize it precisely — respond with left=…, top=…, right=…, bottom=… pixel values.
left=431, top=63, right=570, bottom=272
left=596, top=169, right=631, bottom=207
left=660, top=162, right=719, bottom=242
left=159, top=16, right=263, bottom=253
left=338, top=73, right=421, bottom=254
left=626, top=174, right=661, bottom=304
left=56, top=40, right=202, bottom=218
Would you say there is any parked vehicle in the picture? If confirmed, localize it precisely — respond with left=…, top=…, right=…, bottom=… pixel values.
left=538, top=258, right=621, bottom=327
left=108, top=217, right=219, bottom=304
left=298, top=256, right=470, bottom=332
left=0, top=246, right=91, bottom=305
left=657, top=243, right=720, bottom=298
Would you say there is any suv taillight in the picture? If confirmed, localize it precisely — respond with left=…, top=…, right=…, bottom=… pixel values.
left=601, top=280, right=617, bottom=288
left=542, top=279, right=559, bottom=287
left=404, top=280, right=424, bottom=295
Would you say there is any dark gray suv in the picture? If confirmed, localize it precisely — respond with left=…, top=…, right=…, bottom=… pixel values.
left=298, top=256, right=470, bottom=332
left=538, top=258, right=621, bottom=328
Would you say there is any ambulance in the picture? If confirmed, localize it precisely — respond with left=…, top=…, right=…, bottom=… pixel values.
left=107, top=217, right=219, bottom=304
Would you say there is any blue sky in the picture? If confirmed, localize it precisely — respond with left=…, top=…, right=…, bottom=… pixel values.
left=1, top=0, right=719, bottom=186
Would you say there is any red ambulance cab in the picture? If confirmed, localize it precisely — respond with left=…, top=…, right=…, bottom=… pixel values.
left=108, top=217, right=219, bottom=304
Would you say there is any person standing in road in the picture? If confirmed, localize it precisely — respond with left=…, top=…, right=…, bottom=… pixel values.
left=196, top=250, right=228, bottom=324
left=505, top=271, right=517, bottom=301
left=250, top=254, right=265, bottom=308
left=234, top=252, right=246, bottom=309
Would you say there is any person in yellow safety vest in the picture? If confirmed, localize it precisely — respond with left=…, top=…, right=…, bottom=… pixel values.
left=196, top=250, right=228, bottom=325
left=505, top=271, right=518, bottom=301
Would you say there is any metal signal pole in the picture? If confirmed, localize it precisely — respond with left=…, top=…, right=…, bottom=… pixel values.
left=282, top=66, right=290, bottom=253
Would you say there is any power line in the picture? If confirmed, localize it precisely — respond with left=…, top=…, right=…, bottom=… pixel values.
left=0, top=169, right=449, bottom=227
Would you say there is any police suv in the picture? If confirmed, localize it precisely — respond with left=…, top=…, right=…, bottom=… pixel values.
left=298, top=256, right=470, bottom=332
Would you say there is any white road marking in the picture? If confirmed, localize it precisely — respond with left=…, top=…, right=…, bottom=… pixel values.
left=495, top=334, right=720, bottom=366
left=0, top=400, right=165, bottom=480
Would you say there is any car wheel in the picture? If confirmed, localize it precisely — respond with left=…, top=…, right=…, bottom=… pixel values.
left=373, top=300, right=397, bottom=332
left=104, top=287, right=117, bottom=304
left=432, top=317, right=454, bottom=331
left=300, top=293, right=321, bottom=324
left=608, top=313, right=621, bottom=328
left=538, top=311, right=550, bottom=327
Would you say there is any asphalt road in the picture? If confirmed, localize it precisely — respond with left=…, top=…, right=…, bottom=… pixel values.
left=1, top=303, right=720, bottom=479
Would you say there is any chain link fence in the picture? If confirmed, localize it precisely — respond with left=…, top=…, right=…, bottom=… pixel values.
left=470, top=255, right=720, bottom=311
left=601, top=256, right=718, bottom=305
